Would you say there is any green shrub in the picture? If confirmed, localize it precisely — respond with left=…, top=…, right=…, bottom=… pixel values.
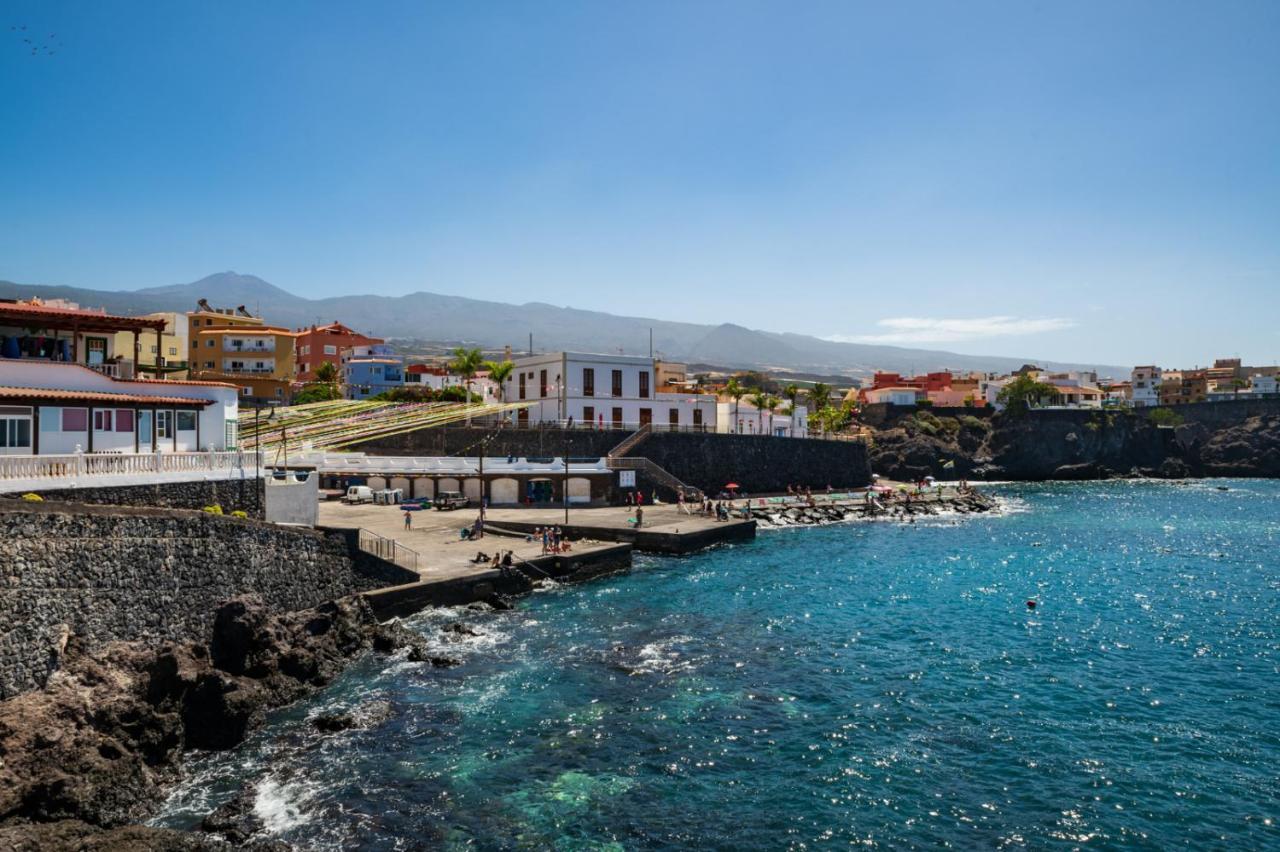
left=959, top=415, right=987, bottom=431
left=1149, top=408, right=1183, bottom=427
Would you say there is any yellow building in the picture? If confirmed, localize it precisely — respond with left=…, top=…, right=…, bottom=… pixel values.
left=112, top=311, right=189, bottom=378
left=185, top=304, right=297, bottom=404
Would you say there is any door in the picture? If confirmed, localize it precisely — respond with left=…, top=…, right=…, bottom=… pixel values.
left=155, top=410, right=174, bottom=449
left=0, top=406, right=32, bottom=455
left=137, top=410, right=154, bottom=453
left=612, top=407, right=624, bottom=429
left=693, top=409, right=703, bottom=431
left=85, top=337, right=108, bottom=366
left=668, top=408, right=680, bottom=430
left=639, top=408, right=652, bottom=427
left=527, top=479, right=554, bottom=503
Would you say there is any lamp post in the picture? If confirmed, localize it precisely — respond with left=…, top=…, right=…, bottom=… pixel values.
left=563, top=429, right=571, bottom=525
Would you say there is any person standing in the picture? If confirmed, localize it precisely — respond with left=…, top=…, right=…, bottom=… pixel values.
left=635, top=505, right=644, bottom=528
left=404, top=510, right=412, bottom=531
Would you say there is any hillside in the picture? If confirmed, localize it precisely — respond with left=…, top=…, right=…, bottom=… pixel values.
left=0, top=272, right=1128, bottom=377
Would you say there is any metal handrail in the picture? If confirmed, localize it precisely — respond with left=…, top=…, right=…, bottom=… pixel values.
left=357, top=528, right=421, bottom=572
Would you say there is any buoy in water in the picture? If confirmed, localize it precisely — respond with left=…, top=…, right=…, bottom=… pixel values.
left=1026, top=599, right=1037, bottom=610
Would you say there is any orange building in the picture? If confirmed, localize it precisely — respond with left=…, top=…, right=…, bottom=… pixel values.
left=294, top=322, right=384, bottom=382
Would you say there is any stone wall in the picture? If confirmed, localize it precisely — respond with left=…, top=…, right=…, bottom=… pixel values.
left=350, top=427, right=872, bottom=497
left=860, top=403, right=994, bottom=428
left=0, top=502, right=394, bottom=698
left=13, top=477, right=265, bottom=517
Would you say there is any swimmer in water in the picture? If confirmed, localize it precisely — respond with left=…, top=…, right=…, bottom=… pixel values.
left=1026, top=599, right=1037, bottom=610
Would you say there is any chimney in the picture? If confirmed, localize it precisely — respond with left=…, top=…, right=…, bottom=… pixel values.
left=503, top=344, right=512, bottom=361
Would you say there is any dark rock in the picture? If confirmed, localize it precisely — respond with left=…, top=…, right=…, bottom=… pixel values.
left=200, top=783, right=265, bottom=844
left=312, top=711, right=356, bottom=733
left=441, top=622, right=481, bottom=638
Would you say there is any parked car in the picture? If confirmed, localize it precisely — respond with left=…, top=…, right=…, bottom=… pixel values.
left=373, top=488, right=403, bottom=505
left=342, top=485, right=374, bottom=504
left=433, top=490, right=470, bottom=511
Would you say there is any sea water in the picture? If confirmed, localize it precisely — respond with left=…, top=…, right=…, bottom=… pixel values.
left=154, top=480, right=1280, bottom=849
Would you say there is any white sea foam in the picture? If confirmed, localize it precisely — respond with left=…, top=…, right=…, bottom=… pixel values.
left=253, top=775, right=317, bottom=834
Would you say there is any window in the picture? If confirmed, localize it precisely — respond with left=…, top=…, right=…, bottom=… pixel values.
left=205, top=361, right=214, bottom=369
left=612, top=407, right=624, bottom=428
left=639, top=408, right=652, bottom=426
left=693, top=409, right=703, bottom=429
left=168, top=347, right=177, bottom=356
left=150, top=345, right=159, bottom=354
left=275, top=388, right=284, bottom=397
left=115, top=409, right=135, bottom=432
left=156, top=410, right=173, bottom=439
left=639, top=371, right=650, bottom=399
left=62, top=408, right=88, bottom=431
left=669, top=408, right=680, bottom=428
left=224, top=420, right=238, bottom=449
left=93, top=410, right=113, bottom=431
left=241, top=387, right=252, bottom=396
left=0, top=407, right=32, bottom=450
left=583, top=405, right=594, bottom=424
left=583, top=368, right=595, bottom=397
left=207, top=339, right=215, bottom=347
left=540, top=369, right=548, bottom=397
left=519, top=373, right=527, bottom=400
left=611, top=370, right=623, bottom=397
left=176, top=411, right=197, bottom=431
left=324, top=345, right=337, bottom=355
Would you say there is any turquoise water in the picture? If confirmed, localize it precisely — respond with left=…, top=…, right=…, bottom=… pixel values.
left=156, top=481, right=1280, bottom=849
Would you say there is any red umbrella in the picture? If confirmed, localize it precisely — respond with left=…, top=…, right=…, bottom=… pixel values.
left=724, top=483, right=740, bottom=490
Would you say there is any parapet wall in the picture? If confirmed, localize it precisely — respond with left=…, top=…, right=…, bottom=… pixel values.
left=0, top=502, right=391, bottom=698
left=14, top=477, right=265, bottom=517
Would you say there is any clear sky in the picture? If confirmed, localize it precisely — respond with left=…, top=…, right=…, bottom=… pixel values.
left=2, top=1, right=1277, bottom=367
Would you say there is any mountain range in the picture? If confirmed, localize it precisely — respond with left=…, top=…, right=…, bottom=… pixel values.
left=0, top=272, right=1127, bottom=378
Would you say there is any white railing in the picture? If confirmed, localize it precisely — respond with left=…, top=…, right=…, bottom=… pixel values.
left=0, top=450, right=262, bottom=483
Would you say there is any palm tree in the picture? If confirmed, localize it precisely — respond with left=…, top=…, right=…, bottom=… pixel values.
left=449, top=346, right=484, bottom=424
left=315, top=361, right=339, bottom=386
left=808, top=383, right=832, bottom=412
left=748, top=391, right=768, bottom=434
left=483, top=359, right=515, bottom=403
left=725, top=378, right=746, bottom=434
left=762, top=394, right=780, bottom=435
left=778, top=383, right=798, bottom=411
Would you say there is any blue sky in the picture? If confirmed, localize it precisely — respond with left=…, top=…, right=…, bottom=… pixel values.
left=2, top=1, right=1277, bottom=367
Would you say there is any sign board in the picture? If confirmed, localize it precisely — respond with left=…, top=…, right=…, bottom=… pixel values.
left=618, top=470, right=636, bottom=488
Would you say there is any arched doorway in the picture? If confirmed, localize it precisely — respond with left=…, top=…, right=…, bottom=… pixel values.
left=567, top=477, right=592, bottom=503
left=490, top=477, right=519, bottom=505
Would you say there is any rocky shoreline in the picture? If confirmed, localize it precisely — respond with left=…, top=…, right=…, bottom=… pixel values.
left=0, top=595, right=467, bottom=851
left=867, top=409, right=1280, bottom=482
left=751, top=490, right=999, bottom=528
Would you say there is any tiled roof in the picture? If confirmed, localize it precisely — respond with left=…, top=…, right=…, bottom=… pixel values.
left=0, top=302, right=167, bottom=329
left=0, top=386, right=213, bottom=406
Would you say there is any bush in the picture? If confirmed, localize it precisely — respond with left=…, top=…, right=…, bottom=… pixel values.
left=959, top=415, right=987, bottom=431
left=915, top=399, right=934, bottom=409
left=231, top=510, right=248, bottom=518
left=21, top=492, right=43, bottom=502
left=1149, top=408, right=1184, bottom=427
left=202, top=504, right=224, bottom=515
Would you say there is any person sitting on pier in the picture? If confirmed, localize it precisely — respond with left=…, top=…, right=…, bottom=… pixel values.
left=470, top=551, right=490, bottom=563
left=499, top=550, right=514, bottom=577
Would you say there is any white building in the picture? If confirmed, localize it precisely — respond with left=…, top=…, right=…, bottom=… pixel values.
left=1130, top=366, right=1162, bottom=407
left=1251, top=374, right=1278, bottom=395
left=716, top=400, right=808, bottom=437
left=502, top=352, right=717, bottom=430
left=0, top=361, right=240, bottom=455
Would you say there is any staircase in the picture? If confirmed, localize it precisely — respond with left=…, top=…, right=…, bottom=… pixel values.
left=607, top=456, right=704, bottom=502
left=607, top=423, right=652, bottom=459
left=357, top=528, right=422, bottom=573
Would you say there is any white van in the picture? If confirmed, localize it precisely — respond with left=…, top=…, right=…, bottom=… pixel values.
left=342, top=485, right=375, bottom=504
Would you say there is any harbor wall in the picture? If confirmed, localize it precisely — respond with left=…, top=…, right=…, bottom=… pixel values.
left=0, top=502, right=395, bottom=698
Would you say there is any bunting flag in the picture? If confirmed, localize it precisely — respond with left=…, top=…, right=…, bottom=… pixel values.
left=238, top=399, right=533, bottom=455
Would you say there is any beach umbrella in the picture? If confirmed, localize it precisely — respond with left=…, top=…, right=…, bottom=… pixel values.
left=724, top=482, right=740, bottom=490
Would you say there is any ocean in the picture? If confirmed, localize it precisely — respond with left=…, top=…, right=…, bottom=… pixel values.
left=154, top=480, right=1280, bottom=849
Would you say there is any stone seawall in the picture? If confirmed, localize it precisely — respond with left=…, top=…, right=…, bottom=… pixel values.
left=0, top=502, right=388, bottom=698
left=14, top=476, right=266, bottom=517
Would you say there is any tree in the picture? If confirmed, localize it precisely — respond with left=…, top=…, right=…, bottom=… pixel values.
left=725, top=378, right=746, bottom=434
left=292, top=382, right=341, bottom=405
left=808, top=383, right=832, bottom=413
left=483, top=359, right=515, bottom=402
left=315, top=361, right=339, bottom=385
left=449, top=346, right=484, bottom=424
left=996, top=374, right=1057, bottom=414
left=748, top=391, right=769, bottom=433
left=762, top=394, right=780, bottom=435
left=778, top=383, right=798, bottom=411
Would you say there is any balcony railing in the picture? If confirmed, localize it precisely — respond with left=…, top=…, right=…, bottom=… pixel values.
left=0, top=450, right=263, bottom=487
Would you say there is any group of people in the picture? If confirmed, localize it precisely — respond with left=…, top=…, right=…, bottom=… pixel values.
left=532, top=525, right=571, bottom=554
left=470, top=549, right=517, bottom=577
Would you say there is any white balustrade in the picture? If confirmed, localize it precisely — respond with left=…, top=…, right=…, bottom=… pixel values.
left=0, top=450, right=262, bottom=486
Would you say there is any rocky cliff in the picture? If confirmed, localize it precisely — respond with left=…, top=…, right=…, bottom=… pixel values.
left=868, top=408, right=1280, bottom=481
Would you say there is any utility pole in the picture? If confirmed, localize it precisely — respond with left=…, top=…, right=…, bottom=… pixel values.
left=563, top=429, right=571, bottom=525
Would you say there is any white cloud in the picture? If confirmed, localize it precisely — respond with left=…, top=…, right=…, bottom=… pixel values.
left=827, top=316, right=1076, bottom=345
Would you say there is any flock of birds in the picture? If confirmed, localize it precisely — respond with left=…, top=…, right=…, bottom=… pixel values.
left=11, top=25, right=60, bottom=57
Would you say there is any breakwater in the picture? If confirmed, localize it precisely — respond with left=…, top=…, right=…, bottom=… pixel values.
left=748, top=489, right=997, bottom=527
